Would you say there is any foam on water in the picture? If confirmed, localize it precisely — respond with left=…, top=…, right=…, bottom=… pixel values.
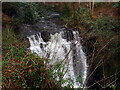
left=27, top=30, right=87, bottom=88
left=27, top=15, right=87, bottom=88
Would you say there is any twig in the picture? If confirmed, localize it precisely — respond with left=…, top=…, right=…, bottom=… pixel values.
left=94, top=36, right=117, bottom=60
left=87, top=71, right=120, bottom=88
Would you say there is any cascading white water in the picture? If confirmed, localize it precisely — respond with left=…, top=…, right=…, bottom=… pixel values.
left=27, top=30, right=87, bottom=88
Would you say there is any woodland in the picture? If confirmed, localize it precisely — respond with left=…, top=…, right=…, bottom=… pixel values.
left=2, top=2, right=120, bottom=89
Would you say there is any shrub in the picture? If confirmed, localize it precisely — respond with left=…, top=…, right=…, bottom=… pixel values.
left=2, top=28, right=58, bottom=89
left=2, top=28, right=76, bottom=89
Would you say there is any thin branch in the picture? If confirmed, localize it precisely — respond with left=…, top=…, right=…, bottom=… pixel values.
left=87, top=71, right=120, bottom=88
left=95, top=36, right=118, bottom=59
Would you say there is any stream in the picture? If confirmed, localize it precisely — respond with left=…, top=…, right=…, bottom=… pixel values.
left=20, top=13, right=88, bottom=88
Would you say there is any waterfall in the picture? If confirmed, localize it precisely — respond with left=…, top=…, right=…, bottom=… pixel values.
left=27, top=30, right=87, bottom=88
left=25, top=13, right=87, bottom=88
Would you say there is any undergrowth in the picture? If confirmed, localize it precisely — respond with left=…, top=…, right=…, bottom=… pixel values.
left=60, top=3, right=120, bottom=89
left=2, top=28, right=77, bottom=89
left=2, top=29, right=59, bottom=89
left=2, top=2, right=120, bottom=89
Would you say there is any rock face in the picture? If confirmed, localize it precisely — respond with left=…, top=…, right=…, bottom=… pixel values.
left=16, top=13, right=61, bottom=37
left=18, top=13, right=88, bottom=88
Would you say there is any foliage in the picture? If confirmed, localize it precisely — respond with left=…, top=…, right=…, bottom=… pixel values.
left=16, top=2, right=54, bottom=24
left=84, top=15, right=120, bottom=89
left=60, top=3, right=72, bottom=21
left=2, top=29, right=58, bottom=89
left=76, top=6, right=92, bottom=23
left=94, top=2, right=103, bottom=8
left=2, top=28, right=19, bottom=49
left=2, top=28, right=78, bottom=89
left=2, top=45, right=56, bottom=89
left=61, top=6, right=92, bottom=28
left=59, top=3, right=120, bottom=89
left=48, top=61, right=75, bottom=88
left=2, top=2, right=120, bottom=89
left=89, top=16, right=120, bottom=37
left=112, top=2, right=120, bottom=8
left=4, top=2, right=54, bottom=26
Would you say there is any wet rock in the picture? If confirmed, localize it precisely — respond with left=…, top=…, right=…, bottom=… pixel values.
left=82, top=36, right=97, bottom=57
left=41, top=30, right=50, bottom=42
left=15, top=24, right=39, bottom=38
left=63, top=29, right=74, bottom=41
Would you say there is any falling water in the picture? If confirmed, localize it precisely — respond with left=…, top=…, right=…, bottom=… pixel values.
left=26, top=15, right=87, bottom=88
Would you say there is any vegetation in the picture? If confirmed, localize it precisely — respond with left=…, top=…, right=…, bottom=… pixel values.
left=59, top=2, right=120, bottom=89
left=2, top=29, right=75, bottom=89
left=2, top=2, right=120, bottom=89
left=2, top=2, right=54, bottom=26
left=2, top=29, right=54, bottom=89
